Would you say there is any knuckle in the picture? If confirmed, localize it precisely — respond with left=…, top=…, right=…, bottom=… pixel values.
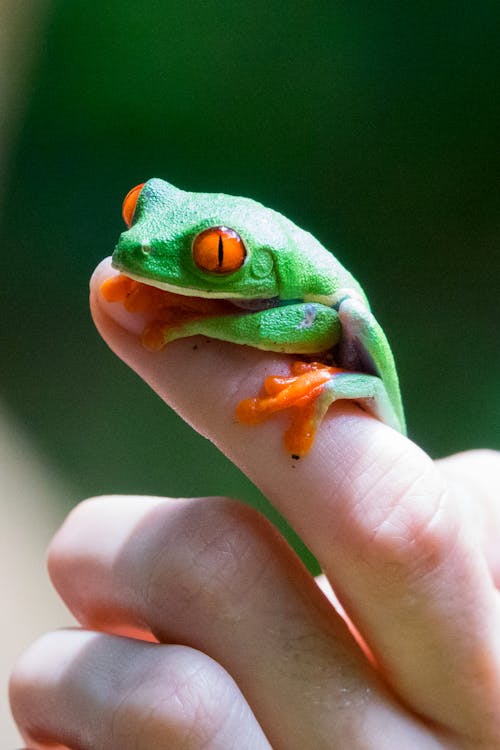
left=110, top=648, right=235, bottom=750
left=352, top=456, right=457, bottom=582
left=165, top=658, right=234, bottom=748
left=371, top=489, right=451, bottom=583
left=145, top=498, right=275, bottom=623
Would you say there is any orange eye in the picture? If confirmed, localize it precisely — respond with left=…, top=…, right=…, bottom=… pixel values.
left=122, top=183, right=145, bottom=227
left=192, top=226, right=246, bottom=274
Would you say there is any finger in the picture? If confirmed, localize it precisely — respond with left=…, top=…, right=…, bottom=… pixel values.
left=10, top=630, right=271, bottom=750
left=48, top=495, right=439, bottom=750
left=437, top=449, right=500, bottom=582
left=91, top=260, right=500, bottom=741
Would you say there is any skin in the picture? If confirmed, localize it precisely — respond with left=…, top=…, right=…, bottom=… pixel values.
left=9, top=259, right=500, bottom=749
left=102, top=179, right=405, bottom=456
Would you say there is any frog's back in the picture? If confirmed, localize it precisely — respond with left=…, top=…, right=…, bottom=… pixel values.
left=274, top=208, right=367, bottom=306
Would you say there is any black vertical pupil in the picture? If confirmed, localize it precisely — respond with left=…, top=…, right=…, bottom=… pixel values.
left=217, top=234, right=224, bottom=267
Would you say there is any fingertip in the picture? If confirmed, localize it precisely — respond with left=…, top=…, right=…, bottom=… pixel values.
left=90, top=258, right=150, bottom=337
left=47, top=495, right=168, bottom=601
left=438, top=448, right=500, bottom=477
left=89, top=256, right=115, bottom=290
left=10, top=630, right=96, bottom=715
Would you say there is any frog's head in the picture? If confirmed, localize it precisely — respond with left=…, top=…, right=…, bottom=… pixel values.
left=112, top=178, right=335, bottom=303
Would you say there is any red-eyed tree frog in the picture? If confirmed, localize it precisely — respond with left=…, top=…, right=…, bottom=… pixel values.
left=101, top=178, right=406, bottom=458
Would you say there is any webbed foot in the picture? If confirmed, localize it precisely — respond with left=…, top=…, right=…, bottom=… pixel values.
left=236, top=362, right=346, bottom=458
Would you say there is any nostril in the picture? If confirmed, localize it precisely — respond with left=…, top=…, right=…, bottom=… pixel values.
left=141, top=244, right=152, bottom=255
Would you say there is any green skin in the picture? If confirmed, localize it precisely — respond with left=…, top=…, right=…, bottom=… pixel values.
left=112, top=178, right=406, bottom=436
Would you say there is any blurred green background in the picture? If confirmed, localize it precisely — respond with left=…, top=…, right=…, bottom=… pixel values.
left=1, top=1, right=499, bottom=562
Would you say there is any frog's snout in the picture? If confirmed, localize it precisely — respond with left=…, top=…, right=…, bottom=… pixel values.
left=111, top=238, right=146, bottom=272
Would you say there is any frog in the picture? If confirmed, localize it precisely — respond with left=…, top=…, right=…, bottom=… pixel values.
left=101, top=178, right=406, bottom=458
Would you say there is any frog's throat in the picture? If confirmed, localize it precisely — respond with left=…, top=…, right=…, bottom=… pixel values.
left=113, top=266, right=271, bottom=301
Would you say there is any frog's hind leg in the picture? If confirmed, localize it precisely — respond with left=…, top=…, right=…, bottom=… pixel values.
left=237, top=365, right=402, bottom=458
left=285, top=371, right=402, bottom=457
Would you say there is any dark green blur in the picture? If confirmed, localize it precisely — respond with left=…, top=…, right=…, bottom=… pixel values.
left=2, top=2, right=499, bottom=567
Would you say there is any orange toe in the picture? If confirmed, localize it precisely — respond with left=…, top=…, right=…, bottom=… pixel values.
left=237, top=361, right=347, bottom=457
left=100, top=273, right=136, bottom=303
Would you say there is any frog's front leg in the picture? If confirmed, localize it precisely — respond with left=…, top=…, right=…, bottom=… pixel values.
left=144, top=302, right=342, bottom=355
left=101, top=274, right=342, bottom=353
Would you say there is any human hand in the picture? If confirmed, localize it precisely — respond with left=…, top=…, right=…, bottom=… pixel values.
left=10, top=259, right=500, bottom=749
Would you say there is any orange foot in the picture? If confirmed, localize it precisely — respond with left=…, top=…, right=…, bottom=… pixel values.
left=100, top=274, right=234, bottom=350
left=100, top=273, right=167, bottom=314
left=236, top=361, right=346, bottom=458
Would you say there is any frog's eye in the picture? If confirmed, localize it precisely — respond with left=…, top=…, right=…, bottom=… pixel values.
left=192, top=227, right=246, bottom=274
left=122, top=183, right=145, bottom=227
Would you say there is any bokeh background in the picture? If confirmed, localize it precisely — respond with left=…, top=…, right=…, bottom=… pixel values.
left=1, top=1, right=499, bottom=742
